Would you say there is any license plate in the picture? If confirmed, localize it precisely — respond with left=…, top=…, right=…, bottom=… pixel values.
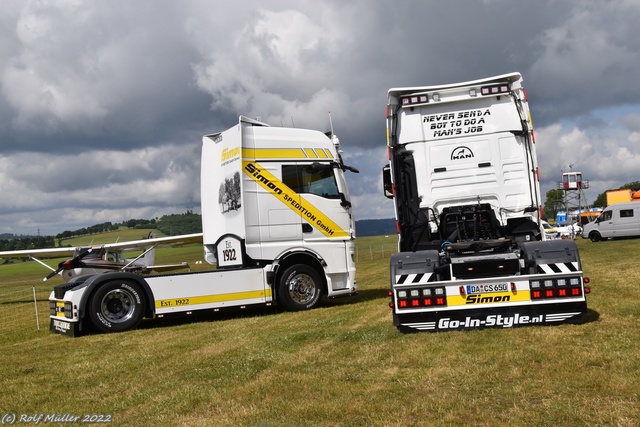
left=466, top=283, right=509, bottom=294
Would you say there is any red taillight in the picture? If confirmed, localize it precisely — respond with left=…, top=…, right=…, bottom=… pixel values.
left=396, top=287, right=447, bottom=309
left=583, top=277, right=590, bottom=284
left=459, top=286, right=465, bottom=295
left=545, top=289, right=555, bottom=298
left=558, top=288, right=568, bottom=297
left=571, top=287, right=582, bottom=296
left=396, top=220, right=401, bottom=234
left=531, top=290, right=542, bottom=299
left=510, top=282, right=516, bottom=292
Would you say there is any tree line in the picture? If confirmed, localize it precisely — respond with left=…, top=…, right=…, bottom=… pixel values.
left=543, top=180, right=640, bottom=221
left=0, top=212, right=202, bottom=252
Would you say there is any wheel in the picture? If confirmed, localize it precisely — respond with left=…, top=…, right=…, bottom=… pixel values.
left=589, top=231, right=602, bottom=242
left=88, top=280, right=145, bottom=333
left=277, top=264, right=322, bottom=311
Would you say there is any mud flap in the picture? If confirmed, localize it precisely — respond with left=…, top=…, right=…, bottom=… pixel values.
left=49, top=317, right=81, bottom=337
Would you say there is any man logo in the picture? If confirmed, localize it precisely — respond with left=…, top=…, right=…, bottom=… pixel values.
left=451, top=146, right=474, bottom=160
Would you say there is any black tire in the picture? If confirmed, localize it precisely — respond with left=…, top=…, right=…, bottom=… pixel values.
left=88, top=280, right=145, bottom=333
left=277, top=264, right=322, bottom=311
left=589, top=231, right=602, bottom=242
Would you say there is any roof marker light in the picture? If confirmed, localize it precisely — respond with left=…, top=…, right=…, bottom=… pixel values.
left=481, top=84, right=510, bottom=96
left=401, top=95, right=429, bottom=107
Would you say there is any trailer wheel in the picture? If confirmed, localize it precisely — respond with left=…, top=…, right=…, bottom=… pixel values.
left=589, top=231, right=602, bottom=242
left=88, top=280, right=145, bottom=333
left=277, top=264, right=322, bottom=311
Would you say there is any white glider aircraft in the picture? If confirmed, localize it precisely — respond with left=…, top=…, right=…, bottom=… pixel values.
left=0, top=233, right=203, bottom=281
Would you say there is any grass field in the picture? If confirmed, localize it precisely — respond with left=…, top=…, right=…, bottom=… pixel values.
left=1, top=234, right=639, bottom=426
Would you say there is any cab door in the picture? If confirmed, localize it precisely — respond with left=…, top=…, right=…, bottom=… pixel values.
left=282, top=162, right=352, bottom=241
left=596, top=209, right=614, bottom=238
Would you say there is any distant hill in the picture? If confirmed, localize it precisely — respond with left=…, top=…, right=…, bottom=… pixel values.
left=355, top=218, right=396, bottom=237
left=2, top=215, right=396, bottom=246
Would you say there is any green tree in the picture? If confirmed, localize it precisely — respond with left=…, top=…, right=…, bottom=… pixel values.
left=543, top=189, right=564, bottom=221
left=592, top=180, right=640, bottom=207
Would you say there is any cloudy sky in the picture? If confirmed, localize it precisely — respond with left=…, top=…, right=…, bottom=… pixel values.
left=1, top=0, right=639, bottom=235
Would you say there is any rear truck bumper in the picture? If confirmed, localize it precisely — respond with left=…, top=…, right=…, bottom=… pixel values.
left=49, top=290, right=83, bottom=337
left=391, top=274, right=588, bottom=332
left=394, top=300, right=587, bottom=332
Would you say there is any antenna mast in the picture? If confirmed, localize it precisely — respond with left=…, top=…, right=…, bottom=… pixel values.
left=329, top=111, right=334, bottom=136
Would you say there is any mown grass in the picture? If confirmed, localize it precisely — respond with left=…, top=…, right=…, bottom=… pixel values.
left=0, top=235, right=639, bottom=426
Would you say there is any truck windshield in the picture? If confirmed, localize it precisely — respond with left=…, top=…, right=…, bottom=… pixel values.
left=282, top=165, right=340, bottom=199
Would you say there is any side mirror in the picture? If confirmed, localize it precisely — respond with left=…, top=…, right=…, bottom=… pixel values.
left=382, top=164, right=393, bottom=199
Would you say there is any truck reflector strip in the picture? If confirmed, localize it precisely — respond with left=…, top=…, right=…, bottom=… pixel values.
left=395, top=273, right=433, bottom=285
left=535, top=262, right=579, bottom=275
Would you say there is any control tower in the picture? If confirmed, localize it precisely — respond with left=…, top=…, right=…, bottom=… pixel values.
left=558, top=169, right=589, bottom=224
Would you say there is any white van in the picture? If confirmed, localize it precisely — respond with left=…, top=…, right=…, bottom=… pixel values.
left=582, top=202, right=640, bottom=241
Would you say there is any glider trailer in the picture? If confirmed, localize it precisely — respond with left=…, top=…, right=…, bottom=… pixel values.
left=49, top=116, right=358, bottom=336
left=383, top=73, right=590, bottom=332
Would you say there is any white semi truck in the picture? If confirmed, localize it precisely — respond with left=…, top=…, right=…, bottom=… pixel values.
left=49, top=116, right=358, bottom=336
left=383, top=73, right=590, bottom=332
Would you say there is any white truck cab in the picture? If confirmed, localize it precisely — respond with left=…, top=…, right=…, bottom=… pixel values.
left=48, top=116, right=358, bottom=336
left=383, top=73, right=589, bottom=332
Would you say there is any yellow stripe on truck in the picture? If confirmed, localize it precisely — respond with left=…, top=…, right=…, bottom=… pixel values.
left=243, top=160, right=349, bottom=238
left=243, top=148, right=306, bottom=159
left=242, top=148, right=335, bottom=160
left=156, top=289, right=272, bottom=309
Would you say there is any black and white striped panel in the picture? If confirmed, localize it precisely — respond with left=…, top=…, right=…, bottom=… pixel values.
left=395, top=273, right=433, bottom=285
left=535, top=262, right=580, bottom=275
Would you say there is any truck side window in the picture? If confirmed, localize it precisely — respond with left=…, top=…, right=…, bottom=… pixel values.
left=600, top=211, right=612, bottom=221
left=620, top=209, right=634, bottom=218
left=282, top=165, right=340, bottom=199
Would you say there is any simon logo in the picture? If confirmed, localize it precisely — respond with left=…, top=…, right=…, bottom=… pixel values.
left=451, top=146, right=474, bottom=160
left=221, top=147, right=241, bottom=164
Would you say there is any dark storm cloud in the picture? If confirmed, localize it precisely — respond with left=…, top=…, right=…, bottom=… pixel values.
left=0, top=0, right=639, bottom=234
